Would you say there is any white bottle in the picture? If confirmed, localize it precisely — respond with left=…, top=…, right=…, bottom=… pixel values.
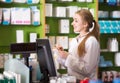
left=31, top=9, right=40, bottom=25
left=110, top=38, right=119, bottom=52
left=111, top=38, right=115, bottom=51
left=114, top=38, right=119, bottom=51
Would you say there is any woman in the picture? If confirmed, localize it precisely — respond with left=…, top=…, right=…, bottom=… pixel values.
left=56, top=9, right=100, bottom=80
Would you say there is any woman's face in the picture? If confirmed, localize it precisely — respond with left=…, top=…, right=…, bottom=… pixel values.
left=71, top=14, right=87, bottom=33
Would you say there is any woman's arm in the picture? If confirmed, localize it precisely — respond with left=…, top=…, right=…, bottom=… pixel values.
left=65, top=37, right=100, bottom=76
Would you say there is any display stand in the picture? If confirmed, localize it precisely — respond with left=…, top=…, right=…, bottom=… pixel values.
left=10, top=42, right=36, bottom=83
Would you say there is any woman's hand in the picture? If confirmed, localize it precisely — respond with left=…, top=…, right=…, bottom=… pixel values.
left=55, top=44, right=64, bottom=51
left=58, top=50, right=69, bottom=59
left=55, top=44, right=68, bottom=59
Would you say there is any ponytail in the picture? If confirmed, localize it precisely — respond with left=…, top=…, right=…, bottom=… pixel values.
left=77, top=20, right=100, bottom=57
left=90, top=20, right=100, bottom=42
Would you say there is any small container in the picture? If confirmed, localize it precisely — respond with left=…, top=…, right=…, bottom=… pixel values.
left=115, top=52, right=120, bottom=66
left=49, top=76, right=57, bottom=83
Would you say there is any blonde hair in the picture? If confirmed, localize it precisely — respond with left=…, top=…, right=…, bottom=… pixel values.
left=76, top=9, right=100, bottom=57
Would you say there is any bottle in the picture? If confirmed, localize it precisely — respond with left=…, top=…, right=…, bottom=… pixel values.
left=107, top=38, right=111, bottom=51
left=109, top=72, right=113, bottom=83
left=114, top=38, right=119, bottom=52
left=110, top=38, right=118, bottom=52
left=103, top=72, right=108, bottom=83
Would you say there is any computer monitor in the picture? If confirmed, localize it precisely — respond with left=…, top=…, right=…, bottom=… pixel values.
left=36, top=38, right=57, bottom=82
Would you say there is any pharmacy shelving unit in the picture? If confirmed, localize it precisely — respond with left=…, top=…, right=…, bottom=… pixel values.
left=0, top=0, right=45, bottom=53
left=0, top=0, right=45, bottom=73
left=98, top=2, right=120, bottom=80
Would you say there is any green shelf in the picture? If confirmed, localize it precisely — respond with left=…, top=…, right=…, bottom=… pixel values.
left=99, top=1, right=120, bottom=75
left=0, top=0, right=45, bottom=53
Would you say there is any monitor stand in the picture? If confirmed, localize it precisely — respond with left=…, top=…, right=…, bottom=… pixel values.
left=22, top=53, right=30, bottom=67
left=40, top=67, right=49, bottom=83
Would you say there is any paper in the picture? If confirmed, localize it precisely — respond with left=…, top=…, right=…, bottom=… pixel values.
left=16, top=30, right=24, bottom=43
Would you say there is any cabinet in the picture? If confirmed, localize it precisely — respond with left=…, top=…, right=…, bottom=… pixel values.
left=0, top=0, right=45, bottom=53
left=45, top=0, right=98, bottom=49
left=98, top=1, right=120, bottom=81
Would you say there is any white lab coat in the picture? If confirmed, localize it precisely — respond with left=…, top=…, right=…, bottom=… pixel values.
left=58, top=35, right=100, bottom=80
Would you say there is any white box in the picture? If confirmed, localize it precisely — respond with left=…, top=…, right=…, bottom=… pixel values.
left=45, top=3, right=53, bottom=17
left=111, top=11, right=120, bottom=18
left=13, top=0, right=26, bottom=3
left=66, top=6, right=78, bottom=17
left=77, top=0, right=85, bottom=2
left=30, top=33, right=37, bottom=42
left=11, top=7, right=31, bottom=25
left=59, top=19, right=70, bottom=33
left=16, top=30, right=24, bottom=43
left=86, top=0, right=93, bottom=2
left=54, top=7, right=66, bottom=17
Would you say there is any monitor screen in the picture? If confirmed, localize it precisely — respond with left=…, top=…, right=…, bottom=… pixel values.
left=36, top=38, right=57, bottom=82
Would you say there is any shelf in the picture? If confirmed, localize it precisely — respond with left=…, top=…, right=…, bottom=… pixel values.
left=46, top=1, right=96, bottom=8
left=100, top=49, right=119, bottom=53
left=99, top=66, right=120, bottom=71
left=46, top=16, right=72, bottom=19
left=0, top=2, right=41, bottom=7
left=99, top=3, right=120, bottom=11
left=0, top=24, right=41, bottom=26
left=46, top=1, right=95, bottom=4
left=99, top=18, right=120, bottom=20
